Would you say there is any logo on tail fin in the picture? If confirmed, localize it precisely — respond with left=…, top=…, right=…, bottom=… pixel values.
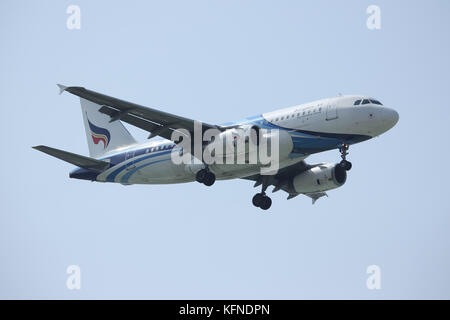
left=87, top=118, right=111, bottom=149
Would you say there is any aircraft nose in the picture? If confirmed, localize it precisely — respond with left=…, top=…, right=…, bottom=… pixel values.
left=379, top=107, right=399, bottom=133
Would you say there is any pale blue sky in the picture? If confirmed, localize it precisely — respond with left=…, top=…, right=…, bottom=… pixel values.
left=1, top=0, right=449, bottom=299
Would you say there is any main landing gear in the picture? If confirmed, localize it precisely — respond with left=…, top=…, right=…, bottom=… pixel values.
left=339, top=143, right=352, bottom=171
left=196, top=168, right=216, bottom=186
left=252, top=193, right=272, bottom=210
left=252, top=180, right=272, bottom=210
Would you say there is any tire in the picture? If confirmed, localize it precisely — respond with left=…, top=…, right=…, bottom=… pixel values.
left=260, top=196, right=272, bottom=210
left=345, top=161, right=352, bottom=171
left=196, top=169, right=207, bottom=183
left=203, top=172, right=216, bottom=186
left=252, top=193, right=263, bottom=207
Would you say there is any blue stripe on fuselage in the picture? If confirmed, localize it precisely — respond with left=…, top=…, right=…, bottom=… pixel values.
left=105, top=149, right=173, bottom=182
left=120, top=158, right=171, bottom=183
left=225, top=115, right=371, bottom=152
left=71, top=115, right=371, bottom=182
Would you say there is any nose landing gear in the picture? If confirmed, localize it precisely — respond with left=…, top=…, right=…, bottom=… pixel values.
left=196, top=168, right=216, bottom=186
left=339, top=143, right=352, bottom=171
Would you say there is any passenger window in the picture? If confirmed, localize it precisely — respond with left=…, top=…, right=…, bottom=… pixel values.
left=362, top=99, right=370, bottom=105
left=354, top=100, right=361, bottom=105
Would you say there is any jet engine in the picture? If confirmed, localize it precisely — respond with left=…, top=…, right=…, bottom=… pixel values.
left=215, top=125, right=261, bottom=149
left=204, top=125, right=293, bottom=161
left=293, top=163, right=347, bottom=194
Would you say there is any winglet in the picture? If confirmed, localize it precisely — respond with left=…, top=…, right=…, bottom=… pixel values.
left=57, top=84, right=68, bottom=95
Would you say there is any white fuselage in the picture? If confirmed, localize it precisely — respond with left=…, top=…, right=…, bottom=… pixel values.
left=71, top=95, right=399, bottom=185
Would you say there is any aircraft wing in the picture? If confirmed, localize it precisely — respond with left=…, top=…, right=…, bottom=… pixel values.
left=58, top=85, right=219, bottom=141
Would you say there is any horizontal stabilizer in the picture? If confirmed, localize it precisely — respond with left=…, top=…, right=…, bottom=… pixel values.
left=33, top=145, right=109, bottom=171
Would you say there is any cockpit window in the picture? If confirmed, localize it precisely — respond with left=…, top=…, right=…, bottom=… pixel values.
left=354, top=99, right=361, bottom=105
left=370, top=99, right=383, bottom=105
left=362, top=99, right=370, bottom=105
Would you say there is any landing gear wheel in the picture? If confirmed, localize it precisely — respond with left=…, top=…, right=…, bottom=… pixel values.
left=338, top=143, right=352, bottom=171
left=203, top=172, right=216, bottom=186
left=195, top=169, right=207, bottom=183
left=252, top=193, right=263, bottom=207
left=345, top=161, right=352, bottom=171
left=252, top=193, right=272, bottom=210
left=340, top=160, right=352, bottom=171
left=260, top=196, right=272, bottom=210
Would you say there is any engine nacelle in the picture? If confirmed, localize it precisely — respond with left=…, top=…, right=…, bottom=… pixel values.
left=215, top=125, right=260, bottom=151
left=237, top=124, right=261, bottom=146
left=293, top=163, right=347, bottom=194
left=205, top=125, right=293, bottom=161
left=184, top=161, right=206, bottom=175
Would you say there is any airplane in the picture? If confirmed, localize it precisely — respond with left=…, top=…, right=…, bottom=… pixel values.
left=33, top=85, right=399, bottom=210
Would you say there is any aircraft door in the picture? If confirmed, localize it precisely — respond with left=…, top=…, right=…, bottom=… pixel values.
left=125, top=150, right=136, bottom=170
left=326, top=103, right=338, bottom=121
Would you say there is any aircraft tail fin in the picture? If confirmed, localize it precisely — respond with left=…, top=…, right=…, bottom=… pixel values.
left=79, top=97, right=136, bottom=158
left=33, top=145, right=109, bottom=171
